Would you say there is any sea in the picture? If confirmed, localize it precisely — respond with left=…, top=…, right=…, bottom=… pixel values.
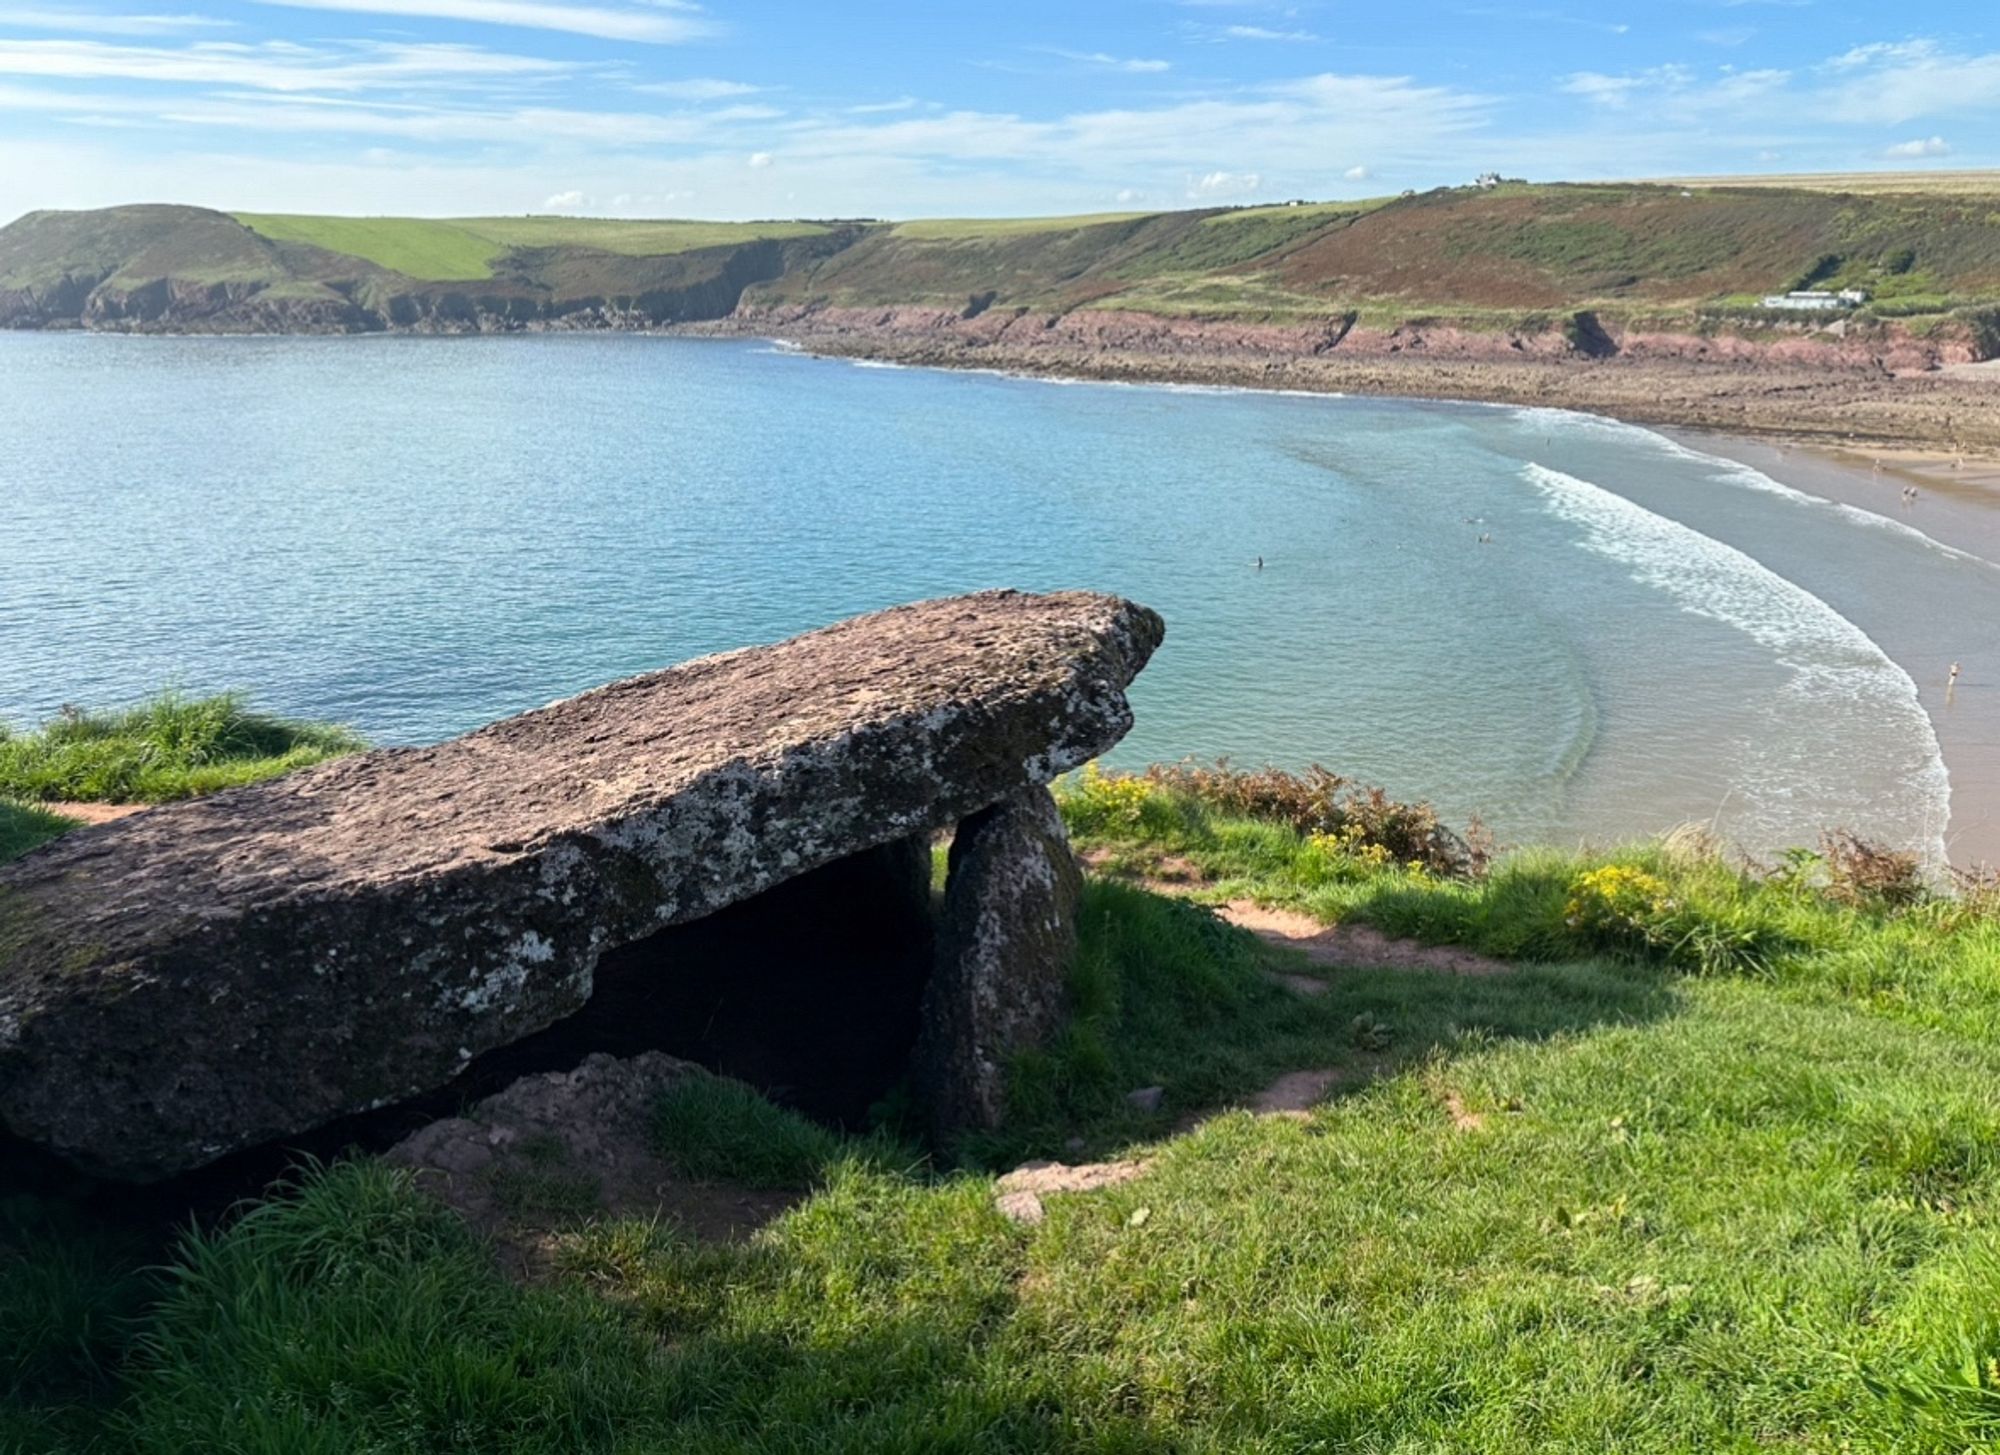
left=5, top=330, right=1996, bottom=862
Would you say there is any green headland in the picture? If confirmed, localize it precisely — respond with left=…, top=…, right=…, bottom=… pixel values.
left=5, top=177, right=1999, bottom=340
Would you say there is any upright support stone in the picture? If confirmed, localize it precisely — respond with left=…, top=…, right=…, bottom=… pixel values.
left=914, top=784, right=1083, bottom=1136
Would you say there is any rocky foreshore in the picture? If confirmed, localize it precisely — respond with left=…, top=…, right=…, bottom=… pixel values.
left=704, top=307, right=2000, bottom=461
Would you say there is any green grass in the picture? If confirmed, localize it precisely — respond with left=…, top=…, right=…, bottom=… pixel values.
left=233, top=213, right=837, bottom=280
left=0, top=800, right=77, bottom=865
left=650, top=1072, right=881, bottom=1188
left=888, top=212, right=1156, bottom=240
left=7, top=770, right=2000, bottom=1451
left=0, top=692, right=360, bottom=805
left=1206, top=198, right=1394, bottom=226
left=452, top=216, right=833, bottom=256
left=232, top=214, right=506, bottom=281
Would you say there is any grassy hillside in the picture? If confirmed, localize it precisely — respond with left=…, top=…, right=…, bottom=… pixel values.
left=6, top=765, right=2000, bottom=1451
left=0, top=205, right=295, bottom=293
left=750, top=181, right=2000, bottom=328
left=231, top=214, right=504, bottom=282
left=232, top=213, right=837, bottom=281
left=5, top=177, right=2000, bottom=339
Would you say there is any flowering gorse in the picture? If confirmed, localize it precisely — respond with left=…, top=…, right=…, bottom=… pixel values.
left=1566, top=865, right=1672, bottom=949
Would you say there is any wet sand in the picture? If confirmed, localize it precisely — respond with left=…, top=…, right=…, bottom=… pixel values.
left=1669, top=430, right=2000, bottom=870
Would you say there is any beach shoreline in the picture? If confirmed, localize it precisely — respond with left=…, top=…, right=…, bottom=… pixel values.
left=1666, top=430, right=2000, bottom=871
left=756, top=325, right=2000, bottom=868
left=715, top=316, right=2000, bottom=464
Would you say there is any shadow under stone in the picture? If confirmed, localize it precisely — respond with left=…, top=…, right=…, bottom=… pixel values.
left=0, top=835, right=939, bottom=1227
left=471, top=833, right=937, bottom=1129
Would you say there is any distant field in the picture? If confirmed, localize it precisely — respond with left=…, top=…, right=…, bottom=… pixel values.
left=1647, top=171, right=2000, bottom=196
left=234, top=213, right=836, bottom=281
left=233, top=214, right=504, bottom=281
left=890, top=212, right=1156, bottom=240
left=1204, top=198, right=1392, bottom=226
left=451, top=216, right=833, bottom=256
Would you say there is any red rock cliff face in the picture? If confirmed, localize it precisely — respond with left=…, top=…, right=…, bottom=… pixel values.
left=732, top=300, right=1988, bottom=372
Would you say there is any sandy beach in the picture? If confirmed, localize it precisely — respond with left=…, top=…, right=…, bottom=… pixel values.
left=758, top=322, right=2000, bottom=868
left=1668, top=430, right=2000, bottom=871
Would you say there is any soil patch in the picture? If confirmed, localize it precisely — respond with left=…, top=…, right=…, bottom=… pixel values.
left=40, top=802, right=150, bottom=826
left=1220, top=901, right=1513, bottom=977
left=1248, top=1068, right=1359, bottom=1117
left=387, top=1052, right=795, bottom=1280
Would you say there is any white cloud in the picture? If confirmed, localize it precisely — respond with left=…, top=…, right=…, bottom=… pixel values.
left=1223, top=25, right=1319, bottom=42
left=0, top=37, right=575, bottom=92
left=245, top=0, right=710, bottom=44
left=746, top=149, right=771, bottom=167
left=541, top=187, right=585, bottom=207
left=1818, top=42, right=2000, bottom=125
left=630, top=77, right=756, bottom=100
left=1191, top=168, right=1260, bottom=196
left=1884, top=135, right=1950, bottom=158
left=0, top=10, right=232, bottom=35
left=1565, top=38, right=2000, bottom=130
left=1049, top=50, right=1170, bottom=74
left=1562, top=65, right=1692, bottom=108
left=1343, top=163, right=1370, bottom=179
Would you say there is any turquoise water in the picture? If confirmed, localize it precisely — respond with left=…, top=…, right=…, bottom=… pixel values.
left=3, top=331, right=1992, bottom=860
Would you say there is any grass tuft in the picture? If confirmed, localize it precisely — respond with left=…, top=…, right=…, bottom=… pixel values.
left=649, top=1072, right=898, bottom=1189
left=0, top=799, right=78, bottom=865
left=0, top=692, right=360, bottom=805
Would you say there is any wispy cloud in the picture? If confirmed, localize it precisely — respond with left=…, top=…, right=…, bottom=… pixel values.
left=0, top=9, right=232, bottom=35
left=0, top=36, right=575, bottom=91
left=1221, top=25, right=1319, bottom=41
left=1047, top=49, right=1171, bottom=73
left=1884, top=135, right=1949, bottom=157
left=629, top=76, right=757, bottom=99
left=1562, top=37, right=2000, bottom=129
left=245, top=0, right=711, bottom=44
left=1190, top=168, right=1260, bottom=196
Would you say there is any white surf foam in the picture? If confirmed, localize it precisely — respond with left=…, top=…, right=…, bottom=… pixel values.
left=1509, top=405, right=1999, bottom=572
left=1521, top=462, right=1952, bottom=863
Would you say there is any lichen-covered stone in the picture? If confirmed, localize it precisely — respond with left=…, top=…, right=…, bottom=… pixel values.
left=0, top=590, right=1162, bottom=1180
left=914, top=783, right=1084, bottom=1136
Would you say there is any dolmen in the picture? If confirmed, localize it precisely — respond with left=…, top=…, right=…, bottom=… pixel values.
left=0, top=591, right=1163, bottom=1180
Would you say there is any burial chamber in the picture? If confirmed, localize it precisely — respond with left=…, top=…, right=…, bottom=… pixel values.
left=0, top=591, right=1163, bottom=1181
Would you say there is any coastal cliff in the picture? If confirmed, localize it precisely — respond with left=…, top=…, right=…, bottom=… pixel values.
left=5, top=186, right=1998, bottom=451
left=0, top=204, right=860, bottom=334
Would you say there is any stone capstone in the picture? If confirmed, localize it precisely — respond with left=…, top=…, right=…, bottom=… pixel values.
left=913, top=783, right=1084, bottom=1135
left=0, top=590, right=1163, bottom=1180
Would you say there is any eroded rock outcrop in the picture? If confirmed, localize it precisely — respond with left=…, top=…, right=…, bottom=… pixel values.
left=0, top=590, right=1162, bottom=1180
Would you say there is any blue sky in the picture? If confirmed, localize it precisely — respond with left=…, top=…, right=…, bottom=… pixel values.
left=0, top=0, right=1993, bottom=219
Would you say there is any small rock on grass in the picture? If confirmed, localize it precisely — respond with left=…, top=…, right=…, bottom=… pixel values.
left=996, top=1190, right=1046, bottom=1226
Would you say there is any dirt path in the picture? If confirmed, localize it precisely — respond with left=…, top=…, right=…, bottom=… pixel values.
left=1217, top=900, right=1513, bottom=978
left=42, top=802, right=150, bottom=826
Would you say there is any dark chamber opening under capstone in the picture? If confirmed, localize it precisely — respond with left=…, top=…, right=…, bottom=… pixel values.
left=471, top=833, right=940, bottom=1128
left=0, top=835, right=940, bottom=1227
